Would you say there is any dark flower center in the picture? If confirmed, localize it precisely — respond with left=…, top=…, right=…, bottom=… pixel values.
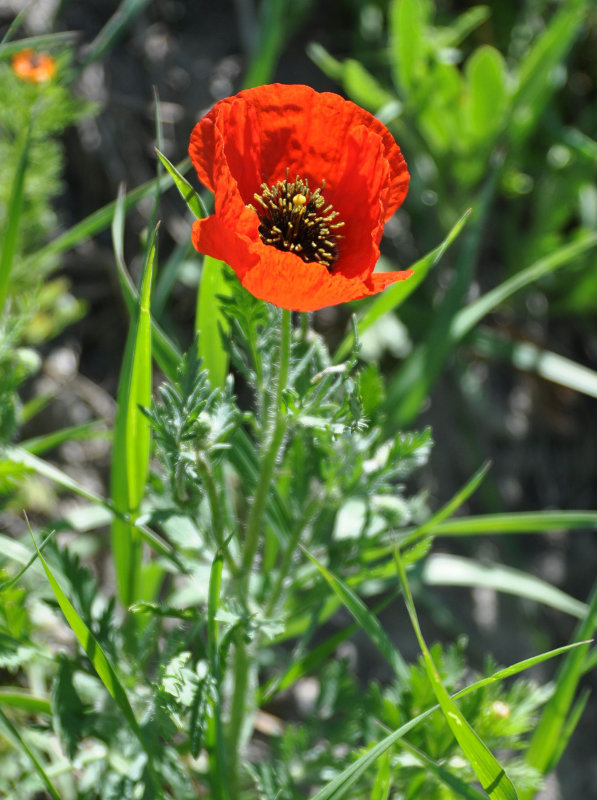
left=250, top=173, right=344, bottom=271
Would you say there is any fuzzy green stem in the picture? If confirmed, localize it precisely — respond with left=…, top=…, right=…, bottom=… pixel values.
left=241, top=308, right=292, bottom=574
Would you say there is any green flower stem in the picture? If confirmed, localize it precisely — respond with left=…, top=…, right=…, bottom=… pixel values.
left=195, top=454, right=238, bottom=574
left=241, top=307, right=292, bottom=575
left=227, top=308, right=291, bottom=789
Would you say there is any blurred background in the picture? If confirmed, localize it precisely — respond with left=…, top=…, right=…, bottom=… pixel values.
left=1, top=0, right=596, bottom=796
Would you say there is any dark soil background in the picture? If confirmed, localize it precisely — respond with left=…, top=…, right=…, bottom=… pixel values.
left=5, top=1, right=596, bottom=797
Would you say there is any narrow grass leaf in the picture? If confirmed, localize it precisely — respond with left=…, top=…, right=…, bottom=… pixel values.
left=0, top=6, right=28, bottom=43
left=400, top=460, right=490, bottom=547
left=196, top=256, right=232, bottom=387
left=242, top=0, right=289, bottom=89
left=0, top=529, right=54, bottom=592
left=80, top=0, right=151, bottom=67
left=430, top=510, right=597, bottom=536
left=0, top=31, right=77, bottom=56
left=110, top=223, right=156, bottom=606
left=0, top=121, right=31, bottom=313
left=0, top=707, right=62, bottom=800
left=521, top=580, right=597, bottom=798
left=29, top=529, right=149, bottom=755
left=26, top=159, right=189, bottom=272
left=20, top=421, right=108, bottom=456
left=3, top=445, right=174, bottom=559
left=394, top=549, right=518, bottom=800
left=423, top=554, right=588, bottom=619
left=311, top=643, right=582, bottom=800
left=451, top=232, right=597, bottom=341
left=155, top=147, right=206, bottom=219
left=0, top=690, right=51, bottom=715
left=398, top=740, right=488, bottom=800
left=335, top=209, right=471, bottom=361
left=302, top=546, right=408, bottom=681
left=112, top=184, right=181, bottom=381
left=472, top=326, right=597, bottom=400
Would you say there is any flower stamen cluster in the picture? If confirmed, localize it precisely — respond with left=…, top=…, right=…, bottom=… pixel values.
left=250, top=172, right=344, bottom=271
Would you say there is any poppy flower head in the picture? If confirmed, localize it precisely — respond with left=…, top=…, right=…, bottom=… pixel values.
left=11, top=49, right=57, bottom=83
left=189, top=84, right=412, bottom=311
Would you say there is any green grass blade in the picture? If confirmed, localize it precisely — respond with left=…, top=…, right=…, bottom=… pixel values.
left=0, top=690, right=51, bottom=715
left=29, top=528, right=149, bottom=756
left=3, top=446, right=174, bottom=560
left=472, top=326, right=597, bottom=400
left=0, top=707, right=62, bottom=800
left=0, top=529, right=54, bottom=592
left=335, top=209, right=471, bottom=361
left=242, top=0, right=289, bottom=89
left=0, top=121, right=31, bottom=313
left=423, top=554, right=588, bottom=619
left=521, top=580, right=597, bottom=799
left=451, top=232, right=597, bottom=341
left=110, top=223, right=156, bottom=606
left=398, top=740, right=488, bottom=800
left=0, top=31, right=78, bottom=57
left=155, top=147, right=206, bottom=219
left=429, top=510, right=597, bottom=536
left=111, top=185, right=181, bottom=381
left=312, top=642, right=582, bottom=800
left=25, top=159, right=189, bottom=273
left=80, top=0, right=151, bottom=67
left=401, top=460, right=490, bottom=547
left=196, top=256, right=232, bottom=388
left=20, top=421, right=108, bottom=456
left=511, top=0, right=588, bottom=144
left=1, top=7, right=28, bottom=43
left=302, top=546, right=409, bottom=681
left=394, top=549, right=518, bottom=800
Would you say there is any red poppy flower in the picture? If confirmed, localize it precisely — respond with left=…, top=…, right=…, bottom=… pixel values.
left=189, top=84, right=411, bottom=311
left=11, top=49, right=57, bottom=83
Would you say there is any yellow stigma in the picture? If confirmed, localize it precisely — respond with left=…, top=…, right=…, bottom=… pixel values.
left=292, top=193, right=307, bottom=207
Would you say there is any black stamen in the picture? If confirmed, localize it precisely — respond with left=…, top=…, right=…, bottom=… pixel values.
left=248, top=171, right=344, bottom=271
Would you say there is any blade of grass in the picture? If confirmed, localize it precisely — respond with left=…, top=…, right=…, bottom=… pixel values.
left=242, top=0, right=289, bottom=89
left=471, top=326, right=597, bottom=400
left=302, top=545, right=409, bottom=681
left=0, top=121, right=31, bottom=313
left=0, top=31, right=78, bottom=57
left=25, top=159, right=189, bottom=273
left=398, top=740, right=488, bottom=800
left=29, top=524, right=155, bottom=772
left=311, top=641, right=584, bottom=800
left=3, top=445, right=174, bottom=560
left=111, top=184, right=181, bottom=381
left=335, top=208, right=471, bottom=362
left=155, top=147, right=206, bottom=219
left=110, top=221, right=156, bottom=607
left=429, top=510, right=597, bottom=536
left=0, top=690, right=51, bottom=715
left=423, top=554, right=588, bottom=620
left=400, top=460, right=490, bottom=548
left=196, top=256, right=232, bottom=388
left=0, top=707, right=62, bottom=800
left=394, top=548, right=518, bottom=800
left=80, top=0, right=151, bottom=67
left=0, top=7, right=28, bottom=43
left=0, top=529, right=54, bottom=592
left=521, top=579, right=597, bottom=798
left=20, top=421, right=108, bottom=456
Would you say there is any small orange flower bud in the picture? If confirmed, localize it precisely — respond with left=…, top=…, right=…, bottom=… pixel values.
left=11, top=49, right=57, bottom=84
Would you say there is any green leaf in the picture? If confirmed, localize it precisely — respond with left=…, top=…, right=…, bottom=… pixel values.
left=110, top=221, right=157, bottom=606
left=302, top=546, right=409, bottom=681
left=394, top=549, right=518, bottom=800
left=0, top=707, right=63, bottom=800
left=430, top=510, right=597, bottom=536
left=0, top=31, right=77, bottom=57
left=155, top=147, right=206, bottom=219
left=521, top=580, right=597, bottom=798
left=335, top=209, right=471, bottom=362
left=0, top=689, right=51, bottom=715
left=0, top=121, right=31, bottom=313
left=196, top=257, right=232, bottom=388
left=512, top=0, right=589, bottom=144
left=389, top=0, right=428, bottom=96
left=463, top=45, right=508, bottom=142
left=312, top=642, right=582, bottom=800
left=80, top=0, right=151, bottom=67
left=29, top=528, right=149, bottom=758
left=423, top=554, right=588, bottom=619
